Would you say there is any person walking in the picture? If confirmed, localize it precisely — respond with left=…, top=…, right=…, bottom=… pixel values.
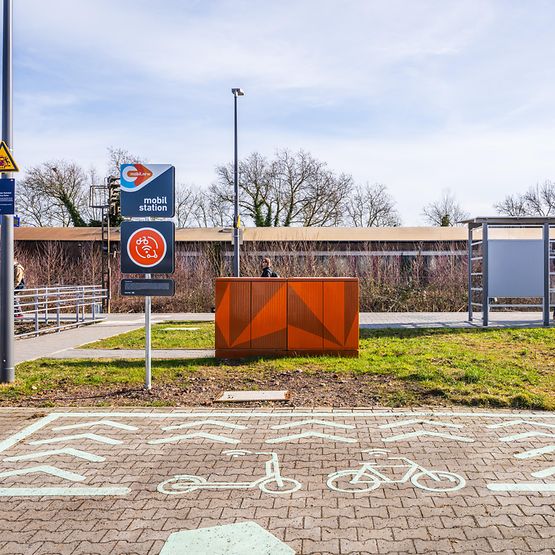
left=260, top=257, right=278, bottom=278
left=14, top=259, right=25, bottom=318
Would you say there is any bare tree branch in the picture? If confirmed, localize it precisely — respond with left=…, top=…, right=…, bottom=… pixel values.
left=495, top=181, right=555, bottom=217
left=345, top=183, right=401, bottom=227
left=422, top=191, right=468, bottom=226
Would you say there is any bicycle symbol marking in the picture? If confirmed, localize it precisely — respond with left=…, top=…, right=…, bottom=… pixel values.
left=127, top=227, right=167, bottom=268
left=326, top=449, right=466, bottom=493
left=157, top=450, right=302, bottom=496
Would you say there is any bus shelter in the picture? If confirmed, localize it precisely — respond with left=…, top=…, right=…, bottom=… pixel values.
left=465, top=217, right=555, bottom=327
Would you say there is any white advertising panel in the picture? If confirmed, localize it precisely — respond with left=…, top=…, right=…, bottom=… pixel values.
left=488, top=240, right=543, bottom=297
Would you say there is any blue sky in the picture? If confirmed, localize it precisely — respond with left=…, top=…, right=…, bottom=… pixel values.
left=12, top=0, right=555, bottom=224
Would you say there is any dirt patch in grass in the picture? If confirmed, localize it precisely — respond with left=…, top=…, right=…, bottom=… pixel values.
left=6, top=326, right=555, bottom=410
left=0, top=368, right=440, bottom=408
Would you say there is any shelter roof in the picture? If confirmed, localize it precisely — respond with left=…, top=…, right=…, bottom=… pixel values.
left=462, top=216, right=555, bottom=226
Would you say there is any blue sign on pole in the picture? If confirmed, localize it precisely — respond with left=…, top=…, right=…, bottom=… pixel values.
left=0, top=178, right=15, bottom=215
left=120, top=164, right=175, bottom=218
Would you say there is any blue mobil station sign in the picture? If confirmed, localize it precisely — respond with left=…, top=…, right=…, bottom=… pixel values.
left=0, top=178, right=15, bottom=215
left=120, top=164, right=175, bottom=218
left=120, top=220, right=175, bottom=275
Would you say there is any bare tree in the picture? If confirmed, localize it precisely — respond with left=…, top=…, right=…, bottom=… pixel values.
left=107, top=146, right=147, bottom=177
left=422, top=192, right=468, bottom=226
left=194, top=183, right=233, bottom=227
left=495, top=181, right=555, bottom=217
left=17, top=179, right=64, bottom=227
left=18, top=161, right=89, bottom=227
left=175, top=184, right=204, bottom=228
left=345, top=183, right=401, bottom=227
left=212, top=149, right=351, bottom=227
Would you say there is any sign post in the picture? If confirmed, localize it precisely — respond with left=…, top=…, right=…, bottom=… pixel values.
left=120, top=164, right=175, bottom=390
left=0, top=0, right=17, bottom=384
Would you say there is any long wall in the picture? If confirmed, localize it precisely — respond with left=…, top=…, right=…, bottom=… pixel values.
left=14, top=227, right=468, bottom=312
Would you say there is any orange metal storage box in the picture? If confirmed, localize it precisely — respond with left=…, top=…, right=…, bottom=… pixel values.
left=215, top=277, right=359, bottom=358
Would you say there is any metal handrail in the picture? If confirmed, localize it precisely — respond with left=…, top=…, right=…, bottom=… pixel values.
left=14, top=285, right=107, bottom=337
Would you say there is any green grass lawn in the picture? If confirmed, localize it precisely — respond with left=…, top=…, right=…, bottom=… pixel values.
left=6, top=325, right=555, bottom=409
left=81, top=321, right=215, bottom=349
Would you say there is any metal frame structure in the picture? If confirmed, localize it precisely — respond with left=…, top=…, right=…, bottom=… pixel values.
left=465, top=217, right=555, bottom=327
left=14, top=285, right=107, bottom=338
left=89, top=180, right=113, bottom=312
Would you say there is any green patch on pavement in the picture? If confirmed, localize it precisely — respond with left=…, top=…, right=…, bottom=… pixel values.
left=6, top=327, right=555, bottom=410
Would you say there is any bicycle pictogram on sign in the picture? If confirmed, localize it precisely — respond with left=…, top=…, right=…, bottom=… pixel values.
left=127, top=227, right=167, bottom=269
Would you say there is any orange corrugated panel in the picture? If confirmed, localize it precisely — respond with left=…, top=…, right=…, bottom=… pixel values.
left=287, top=280, right=323, bottom=350
left=323, top=281, right=346, bottom=349
left=323, top=280, right=359, bottom=350
left=343, top=280, right=359, bottom=350
left=215, top=279, right=252, bottom=349
left=251, top=281, right=287, bottom=350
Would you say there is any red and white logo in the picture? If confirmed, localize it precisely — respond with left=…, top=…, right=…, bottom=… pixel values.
left=127, top=227, right=167, bottom=268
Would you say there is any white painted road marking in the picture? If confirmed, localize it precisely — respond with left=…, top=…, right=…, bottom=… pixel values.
left=157, top=450, right=301, bottom=496
left=487, top=419, right=555, bottom=429
left=0, top=414, right=59, bottom=454
left=515, top=445, right=555, bottom=459
left=160, top=522, right=295, bottom=555
left=162, top=420, right=248, bottom=431
left=149, top=432, right=240, bottom=445
left=0, top=486, right=131, bottom=497
left=30, top=433, right=123, bottom=446
left=531, top=466, right=555, bottom=479
left=383, top=431, right=475, bottom=443
left=3, top=448, right=105, bottom=463
left=379, top=419, right=463, bottom=429
left=499, top=431, right=555, bottom=442
left=487, top=483, right=555, bottom=492
left=270, top=419, right=355, bottom=430
left=266, top=432, right=357, bottom=444
left=53, top=420, right=138, bottom=432
left=0, top=465, right=85, bottom=482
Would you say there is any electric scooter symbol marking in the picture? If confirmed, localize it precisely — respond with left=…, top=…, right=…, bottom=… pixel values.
left=327, top=449, right=466, bottom=493
left=157, top=450, right=302, bottom=496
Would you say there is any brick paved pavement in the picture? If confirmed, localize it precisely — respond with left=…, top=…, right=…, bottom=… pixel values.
left=0, top=408, right=553, bottom=554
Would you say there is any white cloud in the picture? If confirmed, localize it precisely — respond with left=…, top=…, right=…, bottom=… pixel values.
left=11, top=1, right=555, bottom=224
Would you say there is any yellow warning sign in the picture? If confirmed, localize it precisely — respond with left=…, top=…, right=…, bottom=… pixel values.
left=0, top=141, right=19, bottom=172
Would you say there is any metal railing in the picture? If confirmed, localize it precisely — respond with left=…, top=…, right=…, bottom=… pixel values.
left=14, top=285, right=107, bottom=337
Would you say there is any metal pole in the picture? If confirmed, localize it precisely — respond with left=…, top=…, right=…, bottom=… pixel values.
left=145, top=274, right=151, bottom=390
left=543, top=223, right=550, bottom=327
left=233, top=93, right=240, bottom=277
left=467, top=224, right=473, bottom=322
left=482, top=223, right=489, bottom=327
left=0, top=0, right=14, bottom=383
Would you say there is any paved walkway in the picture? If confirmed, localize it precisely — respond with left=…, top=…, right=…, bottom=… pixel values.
left=0, top=408, right=553, bottom=554
left=359, top=311, right=551, bottom=328
left=48, top=348, right=216, bottom=360
left=15, top=311, right=551, bottom=365
left=14, top=313, right=214, bottom=364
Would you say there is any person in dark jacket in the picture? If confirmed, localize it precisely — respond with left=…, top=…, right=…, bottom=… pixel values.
left=260, top=257, right=278, bottom=277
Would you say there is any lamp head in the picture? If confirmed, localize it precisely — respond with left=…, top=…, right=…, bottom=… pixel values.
left=231, top=88, right=245, bottom=96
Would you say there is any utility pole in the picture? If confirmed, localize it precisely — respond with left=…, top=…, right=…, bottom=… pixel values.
left=0, top=0, right=14, bottom=383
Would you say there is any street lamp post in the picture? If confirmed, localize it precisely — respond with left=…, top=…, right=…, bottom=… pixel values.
left=231, top=87, right=244, bottom=277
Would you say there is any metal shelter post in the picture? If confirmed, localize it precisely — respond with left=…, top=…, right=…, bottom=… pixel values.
left=0, top=0, right=14, bottom=383
left=467, top=224, right=473, bottom=322
left=543, top=223, right=550, bottom=327
left=482, top=222, right=489, bottom=327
